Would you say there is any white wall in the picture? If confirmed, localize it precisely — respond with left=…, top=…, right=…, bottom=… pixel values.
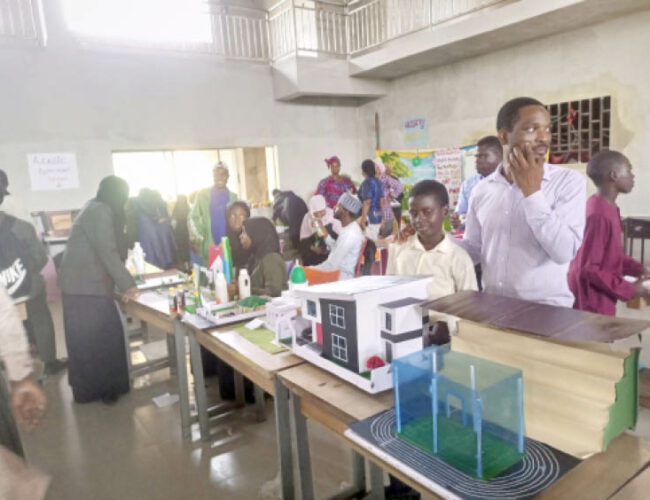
left=0, top=0, right=361, bottom=220
left=357, top=9, right=650, bottom=216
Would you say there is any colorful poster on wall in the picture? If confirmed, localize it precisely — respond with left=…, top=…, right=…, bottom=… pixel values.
left=377, top=147, right=465, bottom=209
left=434, top=148, right=463, bottom=208
left=402, top=117, right=429, bottom=148
left=27, top=153, right=79, bottom=191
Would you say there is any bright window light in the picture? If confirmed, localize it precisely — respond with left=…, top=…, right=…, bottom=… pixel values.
left=113, top=150, right=240, bottom=202
left=61, top=0, right=212, bottom=45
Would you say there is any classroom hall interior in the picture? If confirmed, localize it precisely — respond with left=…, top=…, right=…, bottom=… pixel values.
left=2, top=0, right=650, bottom=499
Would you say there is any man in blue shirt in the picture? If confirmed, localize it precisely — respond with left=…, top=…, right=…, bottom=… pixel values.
left=359, top=159, right=385, bottom=240
left=452, top=136, right=502, bottom=229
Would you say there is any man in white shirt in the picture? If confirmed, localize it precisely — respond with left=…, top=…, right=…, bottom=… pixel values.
left=312, top=192, right=364, bottom=280
left=460, top=97, right=586, bottom=307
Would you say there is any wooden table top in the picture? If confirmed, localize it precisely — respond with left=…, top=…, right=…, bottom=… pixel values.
left=278, top=363, right=393, bottom=434
left=538, top=432, right=650, bottom=499
left=119, top=290, right=177, bottom=334
left=193, top=325, right=303, bottom=394
left=423, top=291, right=650, bottom=342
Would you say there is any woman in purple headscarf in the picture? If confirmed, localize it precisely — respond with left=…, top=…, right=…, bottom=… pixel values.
left=315, top=156, right=357, bottom=209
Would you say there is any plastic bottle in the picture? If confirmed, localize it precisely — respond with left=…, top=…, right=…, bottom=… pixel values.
left=215, top=270, right=229, bottom=304
left=176, top=285, right=186, bottom=310
left=133, top=242, right=146, bottom=277
left=213, top=256, right=223, bottom=271
left=168, top=288, right=177, bottom=313
left=290, top=260, right=307, bottom=284
left=238, top=269, right=251, bottom=299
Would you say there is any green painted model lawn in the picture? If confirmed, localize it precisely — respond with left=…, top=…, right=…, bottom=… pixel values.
left=398, top=415, right=525, bottom=480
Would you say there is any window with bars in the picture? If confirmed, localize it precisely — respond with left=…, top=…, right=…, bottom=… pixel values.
left=547, top=96, right=610, bottom=164
left=331, top=333, right=348, bottom=363
left=329, top=304, right=345, bottom=329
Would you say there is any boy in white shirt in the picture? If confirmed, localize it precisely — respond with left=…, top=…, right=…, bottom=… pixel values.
left=387, top=179, right=478, bottom=299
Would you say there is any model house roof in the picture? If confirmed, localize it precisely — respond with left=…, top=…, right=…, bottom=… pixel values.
left=294, top=275, right=431, bottom=301
left=378, top=297, right=424, bottom=310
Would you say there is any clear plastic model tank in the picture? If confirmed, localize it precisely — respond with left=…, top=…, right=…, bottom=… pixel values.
left=393, top=345, right=525, bottom=479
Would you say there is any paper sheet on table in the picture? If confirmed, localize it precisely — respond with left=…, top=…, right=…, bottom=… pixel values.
left=152, top=393, right=179, bottom=408
left=245, top=318, right=265, bottom=330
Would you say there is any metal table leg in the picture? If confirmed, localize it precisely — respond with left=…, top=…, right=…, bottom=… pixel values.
left=115, top=301, right=134, bottom=389
left=291, top=393, right=314, bottom=500
left=352, top=451, right=366, bottom=495
left=254, top=384, right=267, bottom=422
left=174, top=321, right=192, bottom=439
left=187, top=327, right=210, bottom=441
left=234, top=371, right=245, bottom=405
left=369, top=463, right=385, bottom=500
left=167, top=332, right=177, bottom=375
left=273, top=377, right=295, bottom=500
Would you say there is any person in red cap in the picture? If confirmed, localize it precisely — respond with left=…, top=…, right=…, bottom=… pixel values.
left=315, top=156, right=357, bottom=209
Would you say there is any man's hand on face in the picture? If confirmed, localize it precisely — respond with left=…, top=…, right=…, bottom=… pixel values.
left=508, top=143, right=544, bottom=197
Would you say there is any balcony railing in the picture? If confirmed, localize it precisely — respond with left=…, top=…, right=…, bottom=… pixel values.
left=0, top=0, right=46, bottom=46
left=0, top=0, right=513, bottom=62
left=348, top=0, right=509, bottom=54
left=211, top=4, right=269, bottom=61
left=270, top=0, right=347, bottom=61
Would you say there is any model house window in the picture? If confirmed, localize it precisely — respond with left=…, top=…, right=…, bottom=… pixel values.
left=329, top=304, right=345, bottom=329
left=385, top=313, right=392, bottom=331
left=307, top=300, right=317, bottom=317
left=331, top=333, right=348, bottom=363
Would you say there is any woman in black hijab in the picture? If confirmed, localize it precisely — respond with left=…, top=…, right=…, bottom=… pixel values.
left=58, top=176, right=137, bottom=404
left=201, top=201, right=253, bottom=380
left=97, top=175, right=130, bottom=261
left=240, top=217, right=288, bottom=297
left=226, top=201, right=251, bottom=271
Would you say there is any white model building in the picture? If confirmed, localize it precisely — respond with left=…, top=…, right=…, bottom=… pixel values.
left=378, top=297, right=428, bottom=363
left=265, top=300, right=298, bottom=343
left=292, top=275, right=431, bottom=393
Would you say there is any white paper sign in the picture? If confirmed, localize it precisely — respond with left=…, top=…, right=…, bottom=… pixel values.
left=27, top=153, right=79, bottom=191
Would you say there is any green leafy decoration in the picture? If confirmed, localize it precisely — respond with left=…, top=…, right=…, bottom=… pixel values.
left=380, top=152, right=412, bottom=178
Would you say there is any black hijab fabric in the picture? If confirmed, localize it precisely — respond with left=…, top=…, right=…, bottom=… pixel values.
left=226, top=201, right=252, bottom=271
left=242, top=217, right=280, bottom=272
left=96, top=176, right=130, bottom=260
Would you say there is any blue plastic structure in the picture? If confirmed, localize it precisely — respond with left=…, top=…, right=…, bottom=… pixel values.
left=393, top=345, right=525, bottom=479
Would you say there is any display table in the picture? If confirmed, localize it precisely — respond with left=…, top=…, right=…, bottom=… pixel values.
left=114, top=272, right=193, bottom=439
left=186, top=323, right=304, bottom=499
left=278, top=363, right=650, bottom=500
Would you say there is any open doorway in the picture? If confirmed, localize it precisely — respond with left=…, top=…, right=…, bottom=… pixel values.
left=112, top=146, right=279, bottom=205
